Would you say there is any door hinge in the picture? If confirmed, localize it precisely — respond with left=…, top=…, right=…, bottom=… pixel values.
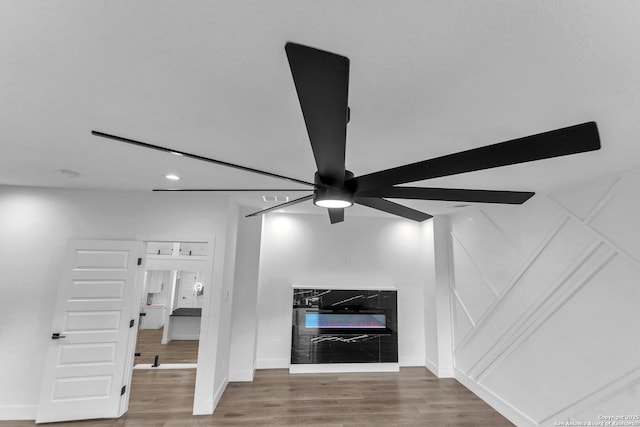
left=129, top=319, right=135, bottom=328
left=121, top=385, right=126, bottom=396
left=137, top=257, right=142, bottom=266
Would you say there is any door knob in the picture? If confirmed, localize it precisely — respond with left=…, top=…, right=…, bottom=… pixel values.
left=51, top=333, right=66, bottom=340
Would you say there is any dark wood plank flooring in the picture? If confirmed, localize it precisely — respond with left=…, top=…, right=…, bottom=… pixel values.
left=2, top=367, right=513, bottom=426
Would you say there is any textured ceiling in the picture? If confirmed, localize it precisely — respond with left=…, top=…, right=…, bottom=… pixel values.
left=2, top=1, right=640, bottom=217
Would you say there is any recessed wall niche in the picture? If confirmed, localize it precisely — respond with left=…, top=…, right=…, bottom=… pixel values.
left=291, top=288, right=398, bottom=364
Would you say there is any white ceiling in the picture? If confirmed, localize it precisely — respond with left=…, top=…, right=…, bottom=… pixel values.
left=2, top=1, right=640, bottom=218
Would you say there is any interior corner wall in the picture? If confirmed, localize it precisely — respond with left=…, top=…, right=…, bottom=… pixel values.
left=0, top=186, right=232, bottom=420
left=228, top=207, right=263, bottom=381
left=428, top=215, right=454, bottom=377
left=445, top=169, right=640, bottom=426
left=255, top=213, right=433, bottom=369
left=204, top=201, right=239, bottom=409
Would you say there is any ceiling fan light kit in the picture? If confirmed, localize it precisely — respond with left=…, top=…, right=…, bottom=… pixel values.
left=92, top=42, right=601, bottom=225
left=313, top=170, right=355, bottom=208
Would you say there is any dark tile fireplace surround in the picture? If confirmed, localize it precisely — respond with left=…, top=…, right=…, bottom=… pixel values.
left=291, top=288, right=398, bottom=364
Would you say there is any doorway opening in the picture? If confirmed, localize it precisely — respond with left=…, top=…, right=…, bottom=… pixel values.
left=134, top=241, right=208, bottom=368
left=129, top=240, right=210, bottom=415
left=135, top=269, right=203, bottom=368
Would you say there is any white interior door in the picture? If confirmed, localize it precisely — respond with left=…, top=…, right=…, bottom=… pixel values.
left=178, top=272, right=197, bottom=308
left=36, top=240, right=142, bottom=424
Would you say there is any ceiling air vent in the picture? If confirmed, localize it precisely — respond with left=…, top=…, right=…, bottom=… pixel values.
left=262, top=195, right=290, bottom=203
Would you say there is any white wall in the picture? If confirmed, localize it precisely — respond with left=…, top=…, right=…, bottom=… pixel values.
left=255, top=213, right=434, bottom=369
left=209, top=201, right=239, bottom=408
left=228, top=207, right=263, bottom=381
left=445, top=170, right=640, bottom=426
left=0, top=186, right=234, bottom=419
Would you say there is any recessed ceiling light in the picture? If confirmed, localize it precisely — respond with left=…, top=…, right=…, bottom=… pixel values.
left=165, top=174, right=180, bottom=180
left=170, top=151, right=183, bottom=156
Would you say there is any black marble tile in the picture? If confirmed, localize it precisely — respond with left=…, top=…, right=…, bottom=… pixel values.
left=291, top=289, right=398, bottom=364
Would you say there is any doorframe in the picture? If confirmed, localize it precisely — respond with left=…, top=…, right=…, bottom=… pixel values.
left=118, top=243, right=147, bottom=417
left=128, top=235, right=217, bottom=416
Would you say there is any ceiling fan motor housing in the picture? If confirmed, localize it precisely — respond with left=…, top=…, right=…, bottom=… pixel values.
left=313, top=170, right=355, bottom=208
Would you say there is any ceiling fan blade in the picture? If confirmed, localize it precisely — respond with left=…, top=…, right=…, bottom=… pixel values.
left=285, top=42, right=349, bottom=185
left=152, top=188, right=311, bottom=192
left=245, top=194, right=313, bottom=218
left=354, top=197, right=433, bottom=222
left=328, top=208, right=344, bottom=224
left=356, top=187, right=535, bottom=204
left=353, top=122, right=600, bottom=191
left=91, top=130, right=314, bottom=187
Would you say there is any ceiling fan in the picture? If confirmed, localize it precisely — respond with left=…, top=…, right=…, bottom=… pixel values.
left=92, top=42, right=601, bottom=224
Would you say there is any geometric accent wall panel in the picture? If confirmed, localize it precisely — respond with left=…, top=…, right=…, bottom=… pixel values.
left=452, top=217, right=597, bottom=374
left=590, top=172, right=640, bottom=263
left=571, top=380, right=640, bottom=423
left=452, top=298, right=473, bottom=349
left=482, top=195, right=564, bottom=258
left=450, top=210, right=526, bottom=295
left=451, top=236, right=497, bottom=324
left=479, top=253, right=640, bottom=423
left=550, top=174, right=618, bottom=220
left=447, top=167, right=640, bottom=425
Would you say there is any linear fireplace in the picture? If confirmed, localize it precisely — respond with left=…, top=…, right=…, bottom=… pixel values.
left=291, top=288, right=398, bottom=365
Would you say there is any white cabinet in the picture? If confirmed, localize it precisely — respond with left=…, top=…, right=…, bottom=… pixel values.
left=141, top=305, right=166, bottom=329
left=146, top=270, right=170, bottom=293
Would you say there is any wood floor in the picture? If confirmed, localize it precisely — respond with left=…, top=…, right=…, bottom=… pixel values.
left=4, top=328, right=513, bottom=426
left=134, top=327, right=199, bottom=366
left=1, top=367, right=513, bottom=426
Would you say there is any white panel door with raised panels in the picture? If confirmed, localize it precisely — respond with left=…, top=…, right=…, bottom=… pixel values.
left=36, top=240, right=142, bottom=424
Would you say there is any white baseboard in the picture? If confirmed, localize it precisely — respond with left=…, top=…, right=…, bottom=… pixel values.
left=399, top=357, right=426, bottom=367
left=424, top=358, right=454, bottom=378
left=211, top=376, right=228, bottom=411
left=290, top=363, right=399, bottom=374
left=256, top=359, right=288, bottom=369
left=0, top=404, right=37, bottom=420
left=169, top=334, right=200, bottom=340
left=454, top=368, right=537, bottom=427
left=229, top=368, right=255, bottom=382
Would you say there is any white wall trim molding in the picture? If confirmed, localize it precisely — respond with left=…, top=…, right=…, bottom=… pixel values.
left=454, top=369, right=537, bottom=427
left=582, top=176, right=622, bottom=224
left=424, top=358, right=439, bottom=377
left=540, top=366, right=640, bottom=425
left=451, top=288, right=476, bottom=328
left=228, top=368, right=255, bottom=382
left=480, top=209, right=528, bottom=260
left=547, top=178, right=640, bottom=272
left=210, top=376, right=228, bottom=413
left=471, top=243, right=613, bottom=380
left=0, top=405, right=37, bottom=420
left=399, top=358, right=429, bottom=368
left=256, top=359, right=289, bottom=369
left=425, top=358, right=455, bottom=378
left=452, top=214, right=570, bottom=355
left=449, top=229, right=501, bottom=298
left=168, top=334, right=201, bottom=340
left=447, top=169, right=640, bottom=425
left=290, top=363, right=399, bottom=374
